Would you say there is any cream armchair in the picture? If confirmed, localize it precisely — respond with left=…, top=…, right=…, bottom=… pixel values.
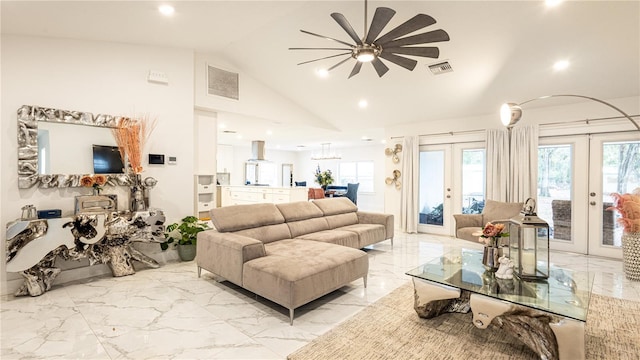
left=453, top=199, right=524, bottom=242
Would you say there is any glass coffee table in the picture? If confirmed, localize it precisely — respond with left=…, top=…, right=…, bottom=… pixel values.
left=406, top=248, right=594, bottom=360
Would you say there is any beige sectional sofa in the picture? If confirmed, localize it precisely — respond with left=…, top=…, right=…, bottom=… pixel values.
left=196, top=197, right=394, bottom=324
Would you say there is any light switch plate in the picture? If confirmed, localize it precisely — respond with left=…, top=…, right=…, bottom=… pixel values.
left=168, top=156, right=177, bottom=165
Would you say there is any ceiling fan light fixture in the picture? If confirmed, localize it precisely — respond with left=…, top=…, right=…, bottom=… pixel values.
left=353, top=45, right=380, bottom=63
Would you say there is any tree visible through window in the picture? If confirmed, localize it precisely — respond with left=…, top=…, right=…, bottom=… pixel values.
left=338, top=161, right=374, bottom=192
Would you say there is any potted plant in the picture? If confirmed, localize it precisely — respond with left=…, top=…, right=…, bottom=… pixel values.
left=161, top=216, right=209, bottom=261
left=314, top=166, right=334, bottom=190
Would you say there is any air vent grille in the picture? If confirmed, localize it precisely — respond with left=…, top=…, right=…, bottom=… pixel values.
left=428, top=61, right=453, bottom=75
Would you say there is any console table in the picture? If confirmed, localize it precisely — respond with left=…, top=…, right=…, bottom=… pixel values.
left=6, top=209, right=165, bottom=296
left=406, top=249, right=593, bottom=360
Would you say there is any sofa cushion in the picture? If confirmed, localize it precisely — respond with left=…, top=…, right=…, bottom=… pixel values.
left=296, top=230, right=360, bottom=248
left=312, top=197, right=357, bottom=216
left=242, top=239, right=368, bottom=309
left=338, top=224, right=386, bottom=248
left=324, top=212, right=359, bottom=229
left=276, top=201, right=324, bottom=222
left=234, top=223, right=291, bottom=244
left=287, top=217, right=330, bottom=238
left=210, top=203, right=284, bottom=232
left=482, top=200, right=524, bottom=224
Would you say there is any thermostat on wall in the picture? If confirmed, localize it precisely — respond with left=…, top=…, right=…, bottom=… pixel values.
left=168, top=156, right=177, bottom=165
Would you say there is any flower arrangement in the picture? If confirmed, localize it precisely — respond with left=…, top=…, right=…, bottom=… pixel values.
left=314, top=166, right=334, bottom=188
left=112, top=115, right=157, bottom=175
left=80, top=174, right=107, bottom=195
left=607, top=188, right=640, bottom=233
left=479, top=222, right=509, bottom=247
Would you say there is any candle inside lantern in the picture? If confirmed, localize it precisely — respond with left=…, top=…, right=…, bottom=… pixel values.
left=521, top=250, right=536, bottom=275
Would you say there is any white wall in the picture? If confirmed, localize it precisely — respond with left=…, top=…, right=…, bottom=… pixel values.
left=1, top=35, right=195, bottom=295
left=194, top=53, right=332, bottom=130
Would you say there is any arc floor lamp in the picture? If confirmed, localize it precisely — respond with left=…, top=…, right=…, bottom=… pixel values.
left=500, top=94, right=640, bottom=131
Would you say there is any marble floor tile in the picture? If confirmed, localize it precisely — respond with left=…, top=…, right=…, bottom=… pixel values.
left=1, top=233, right=638, bottom=359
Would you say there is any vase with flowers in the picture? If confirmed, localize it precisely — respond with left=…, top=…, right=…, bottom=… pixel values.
left=314, top=165, right=334, bottom=190
left=479, top=221, right=510, bottom=271
left=112, top=115, right=157, bottom=211
left=80, top=174, right=107, bottom=195
left=607, top=188, right=640, bottom=281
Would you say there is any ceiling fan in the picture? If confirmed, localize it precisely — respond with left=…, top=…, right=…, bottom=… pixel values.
left=289, top=0, right=450, bottom=78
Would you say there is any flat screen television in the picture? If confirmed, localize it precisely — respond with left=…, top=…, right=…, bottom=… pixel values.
left=93, top=145, right=124, bottom=174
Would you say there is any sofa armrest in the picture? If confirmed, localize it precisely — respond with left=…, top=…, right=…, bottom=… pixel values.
left=452, top=214, right=483, bottom=231
left=196, top=230, right=266, bottom=286
left=357, top=211, right=394, bottom=240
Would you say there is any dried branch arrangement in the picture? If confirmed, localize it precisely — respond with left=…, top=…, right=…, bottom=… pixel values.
left=112, top=115, right=157, bottom=174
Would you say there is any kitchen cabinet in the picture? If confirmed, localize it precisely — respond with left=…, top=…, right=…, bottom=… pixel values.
left=220, top=186, right=307, bottom=207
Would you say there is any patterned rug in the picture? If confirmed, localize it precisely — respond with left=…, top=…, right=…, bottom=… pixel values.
left=288, top=282, right=640, bottom=360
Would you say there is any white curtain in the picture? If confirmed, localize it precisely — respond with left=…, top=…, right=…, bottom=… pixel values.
left=400, top=135, right=419, bottom=233
left=485, top=129, right=510, bottom=201
left=509, top=125, right=539, bottom=202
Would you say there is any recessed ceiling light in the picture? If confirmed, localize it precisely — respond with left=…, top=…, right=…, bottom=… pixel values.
left=158, top=5, right=175, bottom=16
left=266, top=130, right=273, bottom=135
left=545, top=0, right=563, bottom=7
left=358, top=99, right=368, bottom=108
left=553, top=60, right=570, bottom=71
left=316, top=68, right=329, bottom=78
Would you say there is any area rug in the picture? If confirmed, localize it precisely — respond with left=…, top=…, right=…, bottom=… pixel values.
left=288, top=282, right=640, bottom=360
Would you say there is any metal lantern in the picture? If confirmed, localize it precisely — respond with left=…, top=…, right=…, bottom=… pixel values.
left=507, top=198, right=550, bottom=280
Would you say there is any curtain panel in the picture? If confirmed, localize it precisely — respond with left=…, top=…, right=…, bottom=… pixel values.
left=485, top=129, right=510, bottom=202
left=400, top=136, right=419, bottom=233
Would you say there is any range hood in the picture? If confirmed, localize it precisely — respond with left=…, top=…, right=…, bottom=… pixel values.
left=249, top=140, right=267, bottom=161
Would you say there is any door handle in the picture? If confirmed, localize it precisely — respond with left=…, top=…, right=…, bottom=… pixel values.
left=590, top=201, right=596, bottom=206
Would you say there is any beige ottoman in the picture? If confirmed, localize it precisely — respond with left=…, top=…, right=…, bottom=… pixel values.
left=242, top=239, right=369, bottom=324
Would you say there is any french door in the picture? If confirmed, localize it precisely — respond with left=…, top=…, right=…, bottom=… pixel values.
left=418, top=142, right=486, bottom=236
left=539, top=133, right=639, bottom=258
left=588, top=133, right=639, bottom=258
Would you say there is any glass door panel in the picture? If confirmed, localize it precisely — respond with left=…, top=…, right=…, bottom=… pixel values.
left=537, top=137, right=588, bottom=254
left=538, top=145, right=572, bottom=241
left=589, top=133, right=639, bottom=258
left=418, top=145, right=452, bottom=235
left=461, top=148, right=485, bottom=214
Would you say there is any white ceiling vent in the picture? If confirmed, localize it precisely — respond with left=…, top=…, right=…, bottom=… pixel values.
left=428, top=61, right=453, bottom=75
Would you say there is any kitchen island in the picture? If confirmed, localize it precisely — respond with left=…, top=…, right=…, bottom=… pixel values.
left=219, top=185, right=308, bottom=207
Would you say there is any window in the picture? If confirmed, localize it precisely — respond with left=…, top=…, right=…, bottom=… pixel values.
left=338, top=161, right=374, bottom=192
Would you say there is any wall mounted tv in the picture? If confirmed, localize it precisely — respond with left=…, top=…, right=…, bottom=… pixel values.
left=93, top=145, right=124, bottom=174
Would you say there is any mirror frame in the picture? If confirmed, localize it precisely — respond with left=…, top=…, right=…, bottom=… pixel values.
left=17, top=105, right=133, bottom=189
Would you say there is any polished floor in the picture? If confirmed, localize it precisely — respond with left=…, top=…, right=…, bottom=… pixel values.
left=2, top=233, right=639, bottom=359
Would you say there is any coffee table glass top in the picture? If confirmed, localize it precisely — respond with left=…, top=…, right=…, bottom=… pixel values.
left=405, top=248, right=594, bottom=321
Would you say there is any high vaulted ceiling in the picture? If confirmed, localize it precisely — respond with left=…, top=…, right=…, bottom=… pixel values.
left=3, top=1, right=639, bottom=150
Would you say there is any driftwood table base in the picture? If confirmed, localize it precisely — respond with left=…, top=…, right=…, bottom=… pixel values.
left=6, top=210, right=165, bottom=296
left=412, top=277, right=586, bottom=360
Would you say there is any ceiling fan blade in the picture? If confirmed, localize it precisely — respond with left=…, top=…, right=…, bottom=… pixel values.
left=328, top=56, right=354, bottom=71
left=371, top=58, right=389, bottom=77
left=384, top=46, right=440, bottom=58
left=379, top=29, right=450, bottom=48
left=289, top=47, right=353, bottom=51
left=331, top=13, right=363, bottom=45
left=374, top=14, right=436, bottom=45
left=297, top=53, right=351, bottom=66
left=300, top=29, right=354, bottom=47
left=364, top=7, right=395, bottom=44
left=348, top=62, right=363, bottom=78
left=378, top=52, right=417, bottom=71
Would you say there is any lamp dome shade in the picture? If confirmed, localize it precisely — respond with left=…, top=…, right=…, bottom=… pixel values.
left=500, top=103, right=522, bottom=127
